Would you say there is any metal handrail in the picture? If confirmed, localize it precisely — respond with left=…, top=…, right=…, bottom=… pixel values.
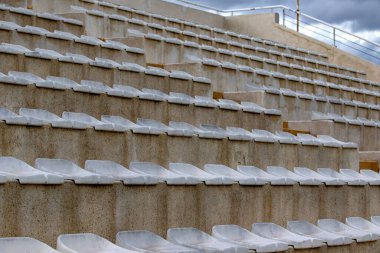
left=165, top=0, right=380, bottom=63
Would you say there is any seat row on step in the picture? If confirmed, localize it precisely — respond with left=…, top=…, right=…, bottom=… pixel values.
left=0, top=106, right=355, bottom=148
left=0, top=46, right=211, bottom=95
left=0, top=4, right=83, bottom=34
left=72, top=0, right=327, bottom=60
left=4, top=216, right=380, bottom=253
left=119, top=26, right=361, bottom=78
left=0, top=155, right=376, bottom=186
left=309, top=112, right=380, bottom=151
left=244, top=84, right=380, bottom=120
left=0, top=20, right=145, bottom=64
left=182, top=57, right=377, bottom=94
left=0, top=71, right=279, bottom=117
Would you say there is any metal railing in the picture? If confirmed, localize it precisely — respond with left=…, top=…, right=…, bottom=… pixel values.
left=164, top=0, right=380, bottom=64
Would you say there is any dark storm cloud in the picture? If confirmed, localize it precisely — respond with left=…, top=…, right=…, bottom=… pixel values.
left=191, top=0, right=380, bottom=33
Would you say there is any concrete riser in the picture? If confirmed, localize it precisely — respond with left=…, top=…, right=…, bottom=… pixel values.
left=0, top=183, right=379, bottom=248
left=0, top=53, right=210, bottom=96
left=0, top=83, right=282, bottom=131
left=0, top=123, right=358, bottom=170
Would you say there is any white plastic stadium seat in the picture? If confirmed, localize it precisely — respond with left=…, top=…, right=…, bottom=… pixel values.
left=204, top=164, right=268, bottom=185
left=0, top=237, right=60, bottom=253
left=35, top=158, right=114, bottom=185
left=252, top=223, right=323, bottom=249
left=317, top=168, right=367, bottom=186
left=167, top=227, right=249, bottom=253
left=287, top=220, right=352, bottom=246
left=212, top=224, right=288, bottom=252
left=57, top=233, right=140, bottom=253
left=129, top=162, right=200, bottom=185
left=0, top=156, right=63, bottom=184
left=85, top=160, right=159, bottom=185
left=317, top=219, right=378, bottom=242
left=266, top=166, right=321, bottom=185
left=62, top=112, right=126, bottom=132
left=293, top=167, right=345, bottom=186
left=116, top=230, right=198, bottom=253
left=237, top=165, right=295, bottom=185
left=169, top=163, right=234, bottom=185
left=340, top=169, right=379, bottom=185
left=346, top=217, right=380, bottom=236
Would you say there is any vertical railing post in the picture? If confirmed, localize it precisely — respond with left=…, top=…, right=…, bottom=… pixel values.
left=333, top=28, right=336, bottom=47
left=283, top=8, right=285, bottom=26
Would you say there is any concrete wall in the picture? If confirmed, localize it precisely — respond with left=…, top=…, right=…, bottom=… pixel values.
left=225, top=13, right=380, bottom=82
left=1, top=182, right=380, bottom=250
left=28, top=0, right=225, bottom=28
left=0, top=123, right=357, bottom=170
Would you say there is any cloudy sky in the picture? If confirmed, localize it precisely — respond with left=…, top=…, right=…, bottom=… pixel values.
left=181, top=0, right=380, bottom=62
left=192, top=0, right=379, bottom=35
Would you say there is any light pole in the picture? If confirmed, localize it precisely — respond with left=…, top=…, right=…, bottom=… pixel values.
left=296, top=0, right=300, bottom=32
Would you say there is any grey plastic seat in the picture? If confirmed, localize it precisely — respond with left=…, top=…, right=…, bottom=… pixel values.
left=57, top=233, right=140, bottom=253
left=35, top=158, right=114, bottom=185
left=293, top=167, right=345, bottom=186
left=26, top=48, right=63, bottom=59
left=85, top=160, right=159, bottom=185
left=225, top=127, right=254, bottom=141
left=141, top=88, right=168, bottom=101
left=168, top=92, right=194, bottom=105
left=168, top=121, right=201, bottom=137
left=7, top=71, right=44, bottom=85
left=19, top=108, right=85, bottom=129
left=169, top=163, right=234, bottom=185
left=297, top=134, right=322, bottom=146
left=317, top=168, right=367, bottom=185
left=0, top=43, right=31, bottom=54
left=37, top=76, right=80, bottom=90
left=74, top=80, right=112, bottom=94
left=0, top=237, right=60, bottom=253
left=109, top=85, right=143, bottom=98
left=340, top=169, right=378, bottom=185
left=317, top=135, right=357, bottom=148
left=0, top=107, right=44, bottom=126
left=212, top=225, right=288, bottom=252
left=61, top=52, right=93, bottom=64
left=167, top=227, right=249, bottom=253
left=360, top=170, right=380, bottom=183
left=237, top=165, right=295, bottom=185
left=204, top=164, right=267, bottom=185
left=317, top=219, right=378, bottom=242
left=130, top=162, right=200, bottom=185
left=251, top=130, right=278, bottom=143
left=116, top=230, right=198, bottom=253
left=62, top=112, right=126, bottom=132
left=0, top=156, right=63, bottom=184
left=266, top=166, right=321, bottom=185
left=346, top=217, right=380, bottom=236
left=198, top=124, right=227, bottom=139
left=194, top=96, right=218, bottom=108
left=287, top=221, right=352, bottom=246
left=371, top=216, right=380, bottom=227
left=136, top=118, right=190, bottom=136
left=218, top=99, right=242, bottom=111
left=252, top=223, right=323, bottom=249
left=101, top=115, right=151, bottom=134
left=274, top=131, right=300, bottom=144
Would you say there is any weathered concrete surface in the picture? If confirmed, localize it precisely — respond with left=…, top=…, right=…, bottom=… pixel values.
left=287, top=120, right=380, bottom=152
left=225, top=13, right=380, bottom=82
left=0, top=123, right=357, bottom=170
left=28, top=0, right=226, bottom=29
left=0, top=6, right=84, bottom=36
left=224, top=91, right=380, bottom=122
left=0, top=29, right=145, bottom=65
left=0, top=182, right=379, bottom=249
left=0, top=83, right=281, bottom=131
left=0, top=52, right=210, bottom=97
